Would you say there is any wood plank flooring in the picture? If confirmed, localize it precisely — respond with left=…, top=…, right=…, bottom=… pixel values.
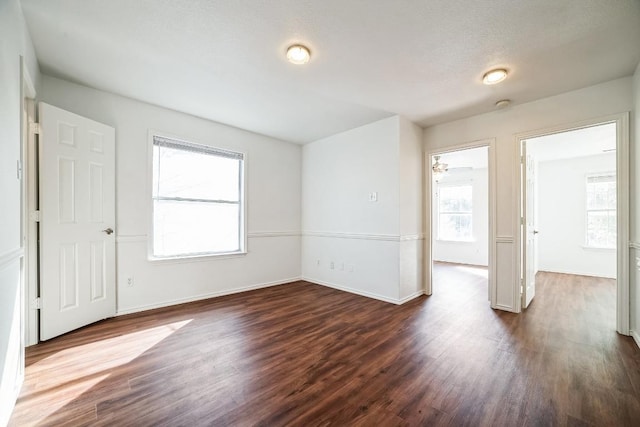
left=9, top=265, right=640, bottom=426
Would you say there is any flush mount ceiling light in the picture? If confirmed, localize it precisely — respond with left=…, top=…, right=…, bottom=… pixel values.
left=482, top=68, right=508, bottom=85
left=286, top=44, right=311, bottom=65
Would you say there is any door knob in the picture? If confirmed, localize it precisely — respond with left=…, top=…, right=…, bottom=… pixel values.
left=533, top=230, right=539, bottom=235
left=102, top=228, right=114, bottom=235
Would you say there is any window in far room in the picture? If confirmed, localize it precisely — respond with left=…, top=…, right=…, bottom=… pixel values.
left=437, top=184, right=473, bottom=241
left=585, top=173, right=616, bottom=249
left=151, top=135, right=244, bottom=259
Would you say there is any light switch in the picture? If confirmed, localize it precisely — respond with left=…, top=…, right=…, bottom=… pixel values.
left=368, top=192, right=378, bottom=202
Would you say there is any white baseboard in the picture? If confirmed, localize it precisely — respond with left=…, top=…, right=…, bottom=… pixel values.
left=1, top=376, right=22, bottom=427
left=631, top=330, right=640, bottom=350
left=302, top=277, right=409, bottom=305
left=536, top=269, right=615, bottom=280
left=116, top=277, right=301, bottom=316
left=492, top=303, right=519, bottom=313
left=398, top=290, right=426, bottom=304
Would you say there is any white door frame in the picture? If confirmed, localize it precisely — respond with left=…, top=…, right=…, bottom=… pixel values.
left=21, top=57, right=38, bottom=349
left=424, top=138, right=497, bottom=307
left=515, top=113, right=630, bottom=334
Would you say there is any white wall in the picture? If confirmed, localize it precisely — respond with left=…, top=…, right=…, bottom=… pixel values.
left=424, top=77, right=634, bottom=312
left=536, top=154, right=616, bottom=278
left=432, top=168, right=489, bottom=266
left=301, top=116, right=423, bottom=303
left=39, top=75, right=302, bottom=314
left=631, top=63, right=640, bottom=346
left=0, top=0, right=40, bottom=423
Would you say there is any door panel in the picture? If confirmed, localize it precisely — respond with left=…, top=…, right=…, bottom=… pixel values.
left=523, top=143, right=536, bottom=308
left=39, top=102, right=116, bottom=341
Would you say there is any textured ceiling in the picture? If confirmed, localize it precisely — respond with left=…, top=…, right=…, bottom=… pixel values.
left=20, top=0, right=640, bottom=144
left=528, top=122, right=617, bottom=162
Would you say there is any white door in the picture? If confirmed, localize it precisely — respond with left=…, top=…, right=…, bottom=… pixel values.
left=39, top=102, right=116, bottom=340
left=522, top=143, right=536, bottom=308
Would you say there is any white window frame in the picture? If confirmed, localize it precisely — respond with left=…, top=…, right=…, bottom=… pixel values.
left=148, top=132, right=247, bottom=261
left=584, top=172, right=616, bottom=250
left=437, top=182, right=474, bottom=242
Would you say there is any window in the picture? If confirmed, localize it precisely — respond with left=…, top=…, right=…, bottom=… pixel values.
left=585, top=173, right=616, bottom=248
left=151, top=135, right=244, bottom=258
left=438, top=184, right=473, bottom=241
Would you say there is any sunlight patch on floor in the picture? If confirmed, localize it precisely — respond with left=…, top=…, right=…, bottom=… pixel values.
left=18, top=319, right=192, bottom=425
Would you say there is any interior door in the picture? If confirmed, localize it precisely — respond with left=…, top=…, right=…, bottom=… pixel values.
left=39, top=102, right=116, bottom=340
left=522, top=142, right=536, bottom=308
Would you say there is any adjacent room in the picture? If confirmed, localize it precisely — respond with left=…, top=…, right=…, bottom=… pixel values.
left=2, top=0, right=640, bottom=425
left=430, top=146, right=490, bottom=304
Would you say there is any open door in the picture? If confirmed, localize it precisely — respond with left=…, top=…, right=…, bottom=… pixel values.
left=522, top=142, right=537, bottom=308
left=39, top=103, right=116, bottom=340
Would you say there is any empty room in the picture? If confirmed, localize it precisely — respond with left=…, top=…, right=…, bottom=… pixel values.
left=2, top=1, right=640, bottom=425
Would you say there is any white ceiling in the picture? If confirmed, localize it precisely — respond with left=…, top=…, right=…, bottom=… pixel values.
left=527, top=122, right=617, bottom=162
left=20, top=0, right=640, bottom=144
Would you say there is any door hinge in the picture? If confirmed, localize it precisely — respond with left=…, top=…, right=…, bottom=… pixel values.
left=520, top=217, right=524, bottom=225
left=31, top=297, right=41, bottom=310
left=17, top=160, right=23, bottom=180
left=30, top=210, right=41, bottom=222
left=520, top=279, right=524, bottom=295
left=29, top=122, right=41, bottom=135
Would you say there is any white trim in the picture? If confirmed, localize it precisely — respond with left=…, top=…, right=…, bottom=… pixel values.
left=425, top=139, right=496, bottom=305
left=248, top=231, right=301, bottom=238
left=398, top=290, right=426, bottom=304
left=496, top=236, right=515, bottom=243
left=399, top=234, right=425, bottom=241
left=536, top=268, right=615, bottom=280
left=1, top=385, right=20, bottom=427
left=631, top=330, right=640, bottom=350
left=22, top=59, right=38, bottom=349
left=116, top=277, right=301, bottom=315
left=0, top=248, right=23, bottom=271
left=515, top=113, right=630, bottom=335
left=303, top=231, right=401, bottom=241
left=494, top=303, right=518, bottom=313
left=117, top=232, right=303, bottom=243
left=302, top=277, right=405, bottom=305
left=146, top=129, right=249, bottom=260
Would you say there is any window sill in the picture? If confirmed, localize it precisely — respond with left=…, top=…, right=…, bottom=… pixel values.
left=581, top=245, right=615, bottom=252
left=148, top=251, right=248, bottom=264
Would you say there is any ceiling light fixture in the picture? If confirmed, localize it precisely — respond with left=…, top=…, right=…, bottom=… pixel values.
left=286, top=44, right=311, bottom=65
left=495, top=99, right=511, bottom=109
left=432, top=155, right=449, bottom=182
left=482, top=68, right=508, bottom=85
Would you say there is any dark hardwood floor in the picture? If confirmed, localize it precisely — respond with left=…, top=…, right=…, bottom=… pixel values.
left=9, top=266, right=640, bottom=426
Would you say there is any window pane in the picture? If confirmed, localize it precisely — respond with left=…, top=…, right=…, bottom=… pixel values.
left=153, top=200, right=240, bottom=257
left=439, top=213, right=472, bottom=241
left=439, top=185, right=472, bottom=213
left=586, top=176, right=615, bottom=210
left=155, top=145, right=240, bottom=201
left=586, top=210, right=616, bottom=248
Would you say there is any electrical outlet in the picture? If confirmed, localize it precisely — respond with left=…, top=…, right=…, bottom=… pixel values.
left=316, top=259, right=321, bottom=267
left=368, top=192, right=378, bottom=202
left=126, top=277, right=134, bottom=287
left=330, top=261, right=335, bottom=270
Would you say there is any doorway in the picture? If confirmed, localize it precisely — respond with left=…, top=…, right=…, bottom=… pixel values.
left=517, top=114, right=630, bottom=334
left=427, top=143, right=495, bottom=306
